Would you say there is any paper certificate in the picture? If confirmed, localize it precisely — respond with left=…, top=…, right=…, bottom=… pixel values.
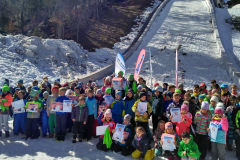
left=112, top=124, right=125, bottom=142
left=96, top=125, right=109, bottom=136
left=67, top=96, right=78, bottom=103
left=11, top=100, right=25, bottom=113
left=26, top=103, right=38, bottom=112
left=209, top=122, right=218, bottom=140
left=162, top=135, right=175, bottom=151
left=170, top=108, right=181, bottom=122
left=112, top=77, right=123, bottom=90
left=137, top=102, right=147, bottom=115
left=50, top=102, right=63, bottom=112
left=104, top=95, right=114, bottom=105
left=63, top=100, right=72, bottom=112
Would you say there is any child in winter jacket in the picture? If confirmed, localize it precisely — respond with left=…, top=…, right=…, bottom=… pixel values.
left=166, top=93, right=183, bottom=121
left=103, top=88, right=114, bottom=108
left=153, top=120, right=165, bottom=156
left=96, top=109, right=115, bottom=152
left=178, top=131, right=201, bottom=160
left=225, top=96, right=239, bottom=151
left=209, top=96, right=219, bottom=116
left=25, top=89, right=43, bottom=139
left=164, top=91, right=173, bottom=122
left=134, top=85, right=143, bottom=100
left=0, top=84, right=13, bottom=138
left=111, top=91, right=125, bottom=124
left=171, top=102, right=192, bottom=139
left=194, top=101, right=212, bottom=160
left=208, top=105, right=228, bottom=160
left=123, top=89, right=136, bottom=127
left=111, top=114, right=135, bottom=156
left=220, top=84, right=231, bottom=108
left=84, top=89, right=97, bottom=141
left=12, top=90, right=27, bottom=135
left=231, top=85, right=238, bottom=97
left=93, top=89, right=104, bottom=137
left=46, top=86, right=59, bottom=138
left=72, top=96, right=88, bottom=143
left=41, top=91, right=50, bottom=137
left=160, top=122, right=181, bottom=159
left=152, top=86, right=164, bottom=133
left=54, top=87, right=70, bottom=141
left=132, top=89, right=152, bottom=135
left=132, top=126, right=154, bottom=160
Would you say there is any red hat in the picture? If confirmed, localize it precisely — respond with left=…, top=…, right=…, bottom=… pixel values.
left=62, top=82, right=68, bottom=87
left=181, top=104, right=189, bottom=112
left=200, top=83, right=206, bottom=87
left=154, top=83, right=160, bottom=88
left=51, top=85, right=59, bottom=93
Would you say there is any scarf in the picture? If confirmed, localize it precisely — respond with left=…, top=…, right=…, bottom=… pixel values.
left=193, top=92, right=200, bottom=96
left=221, top=91, right=228, bottom=96
left=213, top=116, right=221, bottom=121
left=232, top=92, right=238, bottom=95
left=136, top=135, right=142, bottom=141
left=78, top=103, right=86, bottom=108
left=88, top=96, right=94, bottom=100
left=103, top=128, right=112, bottom=149
left=75, top=93, right=80, bottom=96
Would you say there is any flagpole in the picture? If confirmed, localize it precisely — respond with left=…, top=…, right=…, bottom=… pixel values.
left=149, top=48, right=153, bottom=90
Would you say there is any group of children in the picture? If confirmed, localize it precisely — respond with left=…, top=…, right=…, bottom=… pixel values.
left=0, top=74, right=240, bottom=160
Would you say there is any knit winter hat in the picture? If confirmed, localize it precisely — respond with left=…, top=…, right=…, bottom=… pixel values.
left=91, top=82, right=97, bottom=87
left=201, top=101, right=209, bottom=110
left=96, top=89, right=102, bottom=94
left=104, top=109, right=112, bottom=118
left=165, top=91, right=172, bottom=98
left=199, top=94, right=206, bottom=99
left=139, top=90, right=146, bottom=99
left=216, top=102, right=224, bottom=109
left=200, top=83, right=206, bottom=87
left=116, top=91, right=122, bottom=97
left=210, top=96, right=219, bottom=103
left=124, top=114, right=132, bottom=122
left=175, top=88, right=182, bottom=94
left=165, top=122, right=173, bottom=129
left=154, top=83, right=160, bottom=88
left=137, top=85, right=143, bottom=90
left=215, top=106, right=224, bottom=115
left=77, top=82, right=82, bottom=88
left=30, top=89, right=39, bottom=97
left=62, top=82, right=68, bottom=87
left=128, top=74, right=134, bottom=81
left=18, top=79, right=23, bottom=84
left=105, top=88, right=111, bottom=94
left=212, top=89, right=218, bottom=94
left=43, top=91, right=49, bottom=96
left=178, top=83, right=184, bottom=88
left=181, top=104, right=189, bottom=112
left=54, top=79, right=60, bottom=84
left=51, top=85, right=59, bottom=93
left=2, top=84, right=9, bottom=92
left=118, top=71, right=124, bottom=77
left=128, top=88, right=134, bottom=95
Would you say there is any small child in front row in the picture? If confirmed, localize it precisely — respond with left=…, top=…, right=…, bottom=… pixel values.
left=153, top=120, right=165, bottom=156
left=96, top=109, right=115, bottom=152
left=178, top=132, right=201, bottom=160
left=208, top=104, right=228, bottom=160
left=111, top=114, right=135, bottom=156
left=132, top=127, right=154, bottom=160
left=72, top=96, right=88, bottom=143
left=160, top=122, right=181, bottom=160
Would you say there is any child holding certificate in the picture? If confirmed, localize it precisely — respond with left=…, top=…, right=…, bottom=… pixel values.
left=25, top=88, right=43, bottom=139
left=153, top=120, right=165, bottom=156
left=178, top=132, right=201, bottom=160
left=132, top=89, right=152, bottom=134
left=96, top=109, right=115, bottom=152
left=132, top=127, right=154, bottom=160
left=207, top=103, right=228, bottom=160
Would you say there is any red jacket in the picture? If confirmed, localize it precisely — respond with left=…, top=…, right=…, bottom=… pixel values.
left=172, top=114, right=192, bottom=139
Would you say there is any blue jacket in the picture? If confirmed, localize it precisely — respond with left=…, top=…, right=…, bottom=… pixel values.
left=118, top=123, right=133, bottom=146
left=111, top=99, right=125, bottom=116
left=124, top=98, right=135, bottom=118
left=55, top=96, right=70, bottom=115
left=164, top=99, right=173, bottom=113
left=85, top=97, right=97, bottom=119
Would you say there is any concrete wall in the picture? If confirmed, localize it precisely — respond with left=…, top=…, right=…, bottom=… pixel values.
left=205, top=0, right=240, bottom=88
left=71, top=0, right=171, bottom=84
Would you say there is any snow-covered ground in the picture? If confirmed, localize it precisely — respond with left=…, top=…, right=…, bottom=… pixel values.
left=0, top=0, right=162, bottom=87
left=215, top=7, right=240, bottom=72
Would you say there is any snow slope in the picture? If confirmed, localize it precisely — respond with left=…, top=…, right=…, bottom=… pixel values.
left=124, top=0, right=232, bottom=90
left=0, top=0, right=162, bottom=87
left=215, top=7, right=240, bottom=72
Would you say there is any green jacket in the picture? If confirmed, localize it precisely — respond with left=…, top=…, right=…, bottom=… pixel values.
left=209, top=105, right=216, bottom=116
left=125, top=81, right=137, bottom=95
left=235, top=110, right=240, bottom=129
left=178, top=135, right=201, bottom=159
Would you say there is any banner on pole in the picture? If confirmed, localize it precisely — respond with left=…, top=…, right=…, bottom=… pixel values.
left=176, top=49, right=178, bottom=87
left=149, top=48, right=153, bottom=90
left=134, top=49, right=146, bottom=81
left=115, top=53, right=125, bottom=77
